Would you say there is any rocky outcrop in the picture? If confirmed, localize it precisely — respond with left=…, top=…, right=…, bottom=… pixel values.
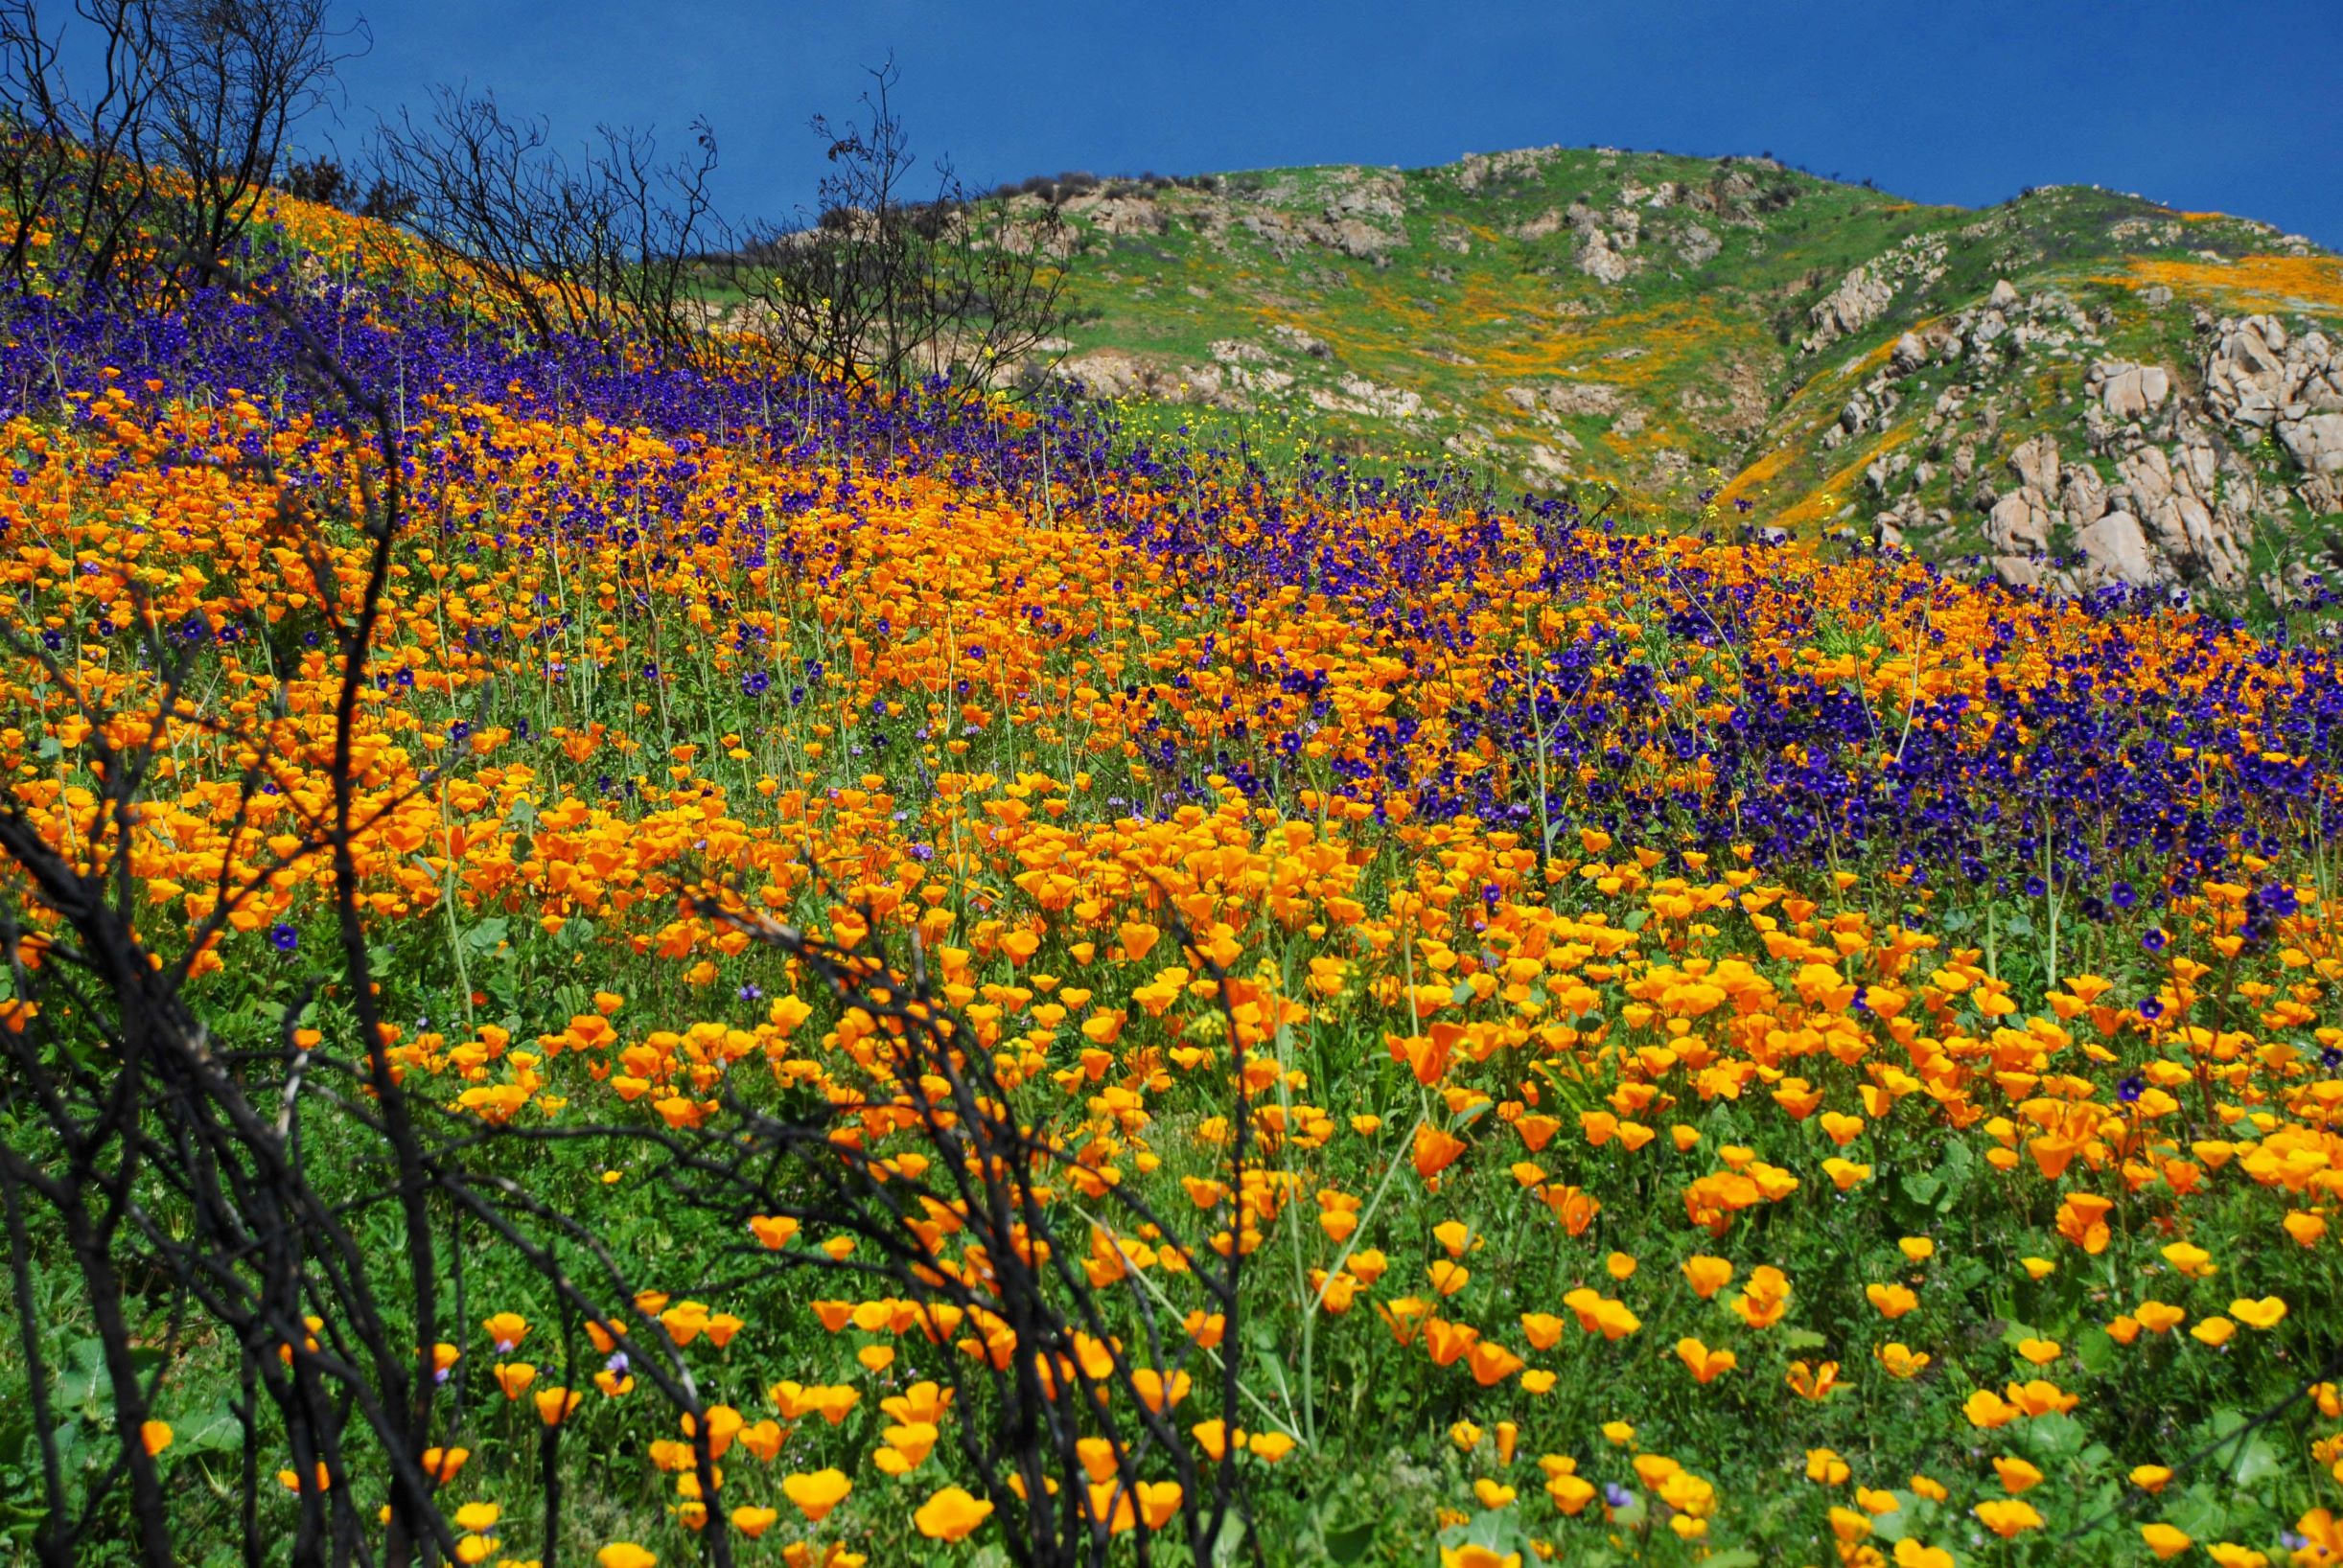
left=1558, top=197, right=1649, bottom=286
left=1454, top=146, right=1562, bottom=192
left=1270, top=324, right=1333, bottom=359
left=1058, top=351, right=1271, bottom=409
left=1973, top=421, right=2255, bottom=594
left=1231, top=169, right=1410, bottom=263
left=1577, top=231, right=1634, bottom=284
left=2111, top=426, right=2253, bottom=590
left=1853, top=274, right=2343, bottom=603
left=2204, top=314, right=2343, bottom=475
left=2088, top=360, right=2171, bottom=420
left=1522, top=442, right=1575, bottom=482
left=1982, top=435, right=2061, bottom=563
left=1059, top=350, right=1149, bottom=400
left=1311, top=374, right=1427, bottom=421
left=1537, top=381, right=1623, bottom=418
left=1061, top=191, right=1167, bottom=237
left=1800, top=236, right=1952, bottom=353
left=1806, top=265, right=1897, bottom=353
left=2073, top=510, right=2157, bottom=586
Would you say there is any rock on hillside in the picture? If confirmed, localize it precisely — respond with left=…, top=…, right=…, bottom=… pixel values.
left=1847, top=292, right=2342, bottom=607
left=1012, top=145, right=2339, bottom=612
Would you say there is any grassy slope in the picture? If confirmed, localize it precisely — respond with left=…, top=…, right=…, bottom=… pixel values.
left=1037, top=150, right=2343, bottom=567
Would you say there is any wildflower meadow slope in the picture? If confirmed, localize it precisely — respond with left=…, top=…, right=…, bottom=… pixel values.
left=8, top=196, right=2343, bottom=1568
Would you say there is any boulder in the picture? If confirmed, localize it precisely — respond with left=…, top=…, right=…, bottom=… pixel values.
left=1986, top=490, right=2053, bottom=553
left=1993, top=554, right=2046, bottom=589
left=2007, top=433, right=2060, bottom=495
left=2074, top=511, right=2159, bottom=586
left=1270, top=324, right=1332, bottom=358
left=1805, top=262, right=1896, bottom=350
left=2058, top=463, right=2109, bottom=526
left=1542, top=382, right=1623, bottom=418
left=2279, top=411, right=2343, bottom=474
left=1059, top=350, right=1148, bottom=400
left=1577, top=231, right=1634, bottom=284
left=2092, top=360, right=2171, bottom=420
left=1521, top=443, right=1574, bottom=482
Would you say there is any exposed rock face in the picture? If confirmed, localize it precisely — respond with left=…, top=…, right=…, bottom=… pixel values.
left=1270, top=324, right=1332, bottom=358
left=1522, top=442, right=1575, bottom=482
left=1806, top=264, right=1896, bottom=352
left=1983, top=434, right=2062, bottom=562
left=1801, top=236, right=1952, bottom=353
left=2074, top=511, right=2156, bottom=586
left=1062, top=192, right=1166, bottom=237
left=1576, top=229, right=1634, bottom=284
left=1539, top=381, right=1623, bottom=418
left=1980, top=420, right=2253, bottom=593
left=1311, top=373, right=1426, bottom=420
left=2089, top=360, right=2171, bottom=420
left=2199, top=315, right=2343, bottom=479
left=2287, top=413, right=2343, bottom=475
left=1059, top=350, right=1148, bottom=400
left=1454, top=146, right=1562, bottom=192
left=1854, top=272, right=2343, bottom=604
left=1230, top=169, right=1410, bottom=263
left=2008, top=432, right=2061, bottom=496
left=1058, top=351, right=1274, bottom=409
left=2112, top=428, right=2252, bottom=590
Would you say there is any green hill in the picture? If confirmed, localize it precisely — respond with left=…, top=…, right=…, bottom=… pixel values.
left=1025, top=147, right=2343, bottom=611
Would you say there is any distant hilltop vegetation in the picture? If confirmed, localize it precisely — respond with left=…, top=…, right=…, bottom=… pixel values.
left=986, top=146, right=2342, bottom=614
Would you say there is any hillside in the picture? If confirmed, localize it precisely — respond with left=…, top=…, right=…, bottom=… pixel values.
left=1023, top=148, right=2343, bottom=612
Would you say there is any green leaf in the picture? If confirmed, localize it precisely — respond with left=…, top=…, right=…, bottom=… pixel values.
left=2161, top=1485, right=2229, bottom=1541
left=172, top=1400, right=244, bottom=1456
left=2199, top=1406, right=2283, bottom=1487
left=1321, top=1521, right=1378, bottom=1564
left=1900, top=1173, right=1942, bottom=1205
left=1698, top=1552, right=1762, bottom=1568
left=1441, top=1508, right=1533, bottom=1557
left=1867, top=1493, right=1936, bottom=1544
left=2075, top=1326, right=2116, bottom=1375
left=2024, top=1412, right=2086, bottom=1460
left=461, top=916, right=511, bottom=954
left=1780, top=1326, right=1829, bottom=1351
left=59, top=1339, right=111, bottom=1406
left=2227, top=1430, right=2284, bottom=1488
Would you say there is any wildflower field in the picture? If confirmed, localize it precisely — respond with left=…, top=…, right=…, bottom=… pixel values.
left=8, top=195, right=2343, bottom=1568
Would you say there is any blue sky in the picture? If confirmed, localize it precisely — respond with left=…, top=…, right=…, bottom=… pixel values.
left=315, top=0, right=2343, bottom=245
